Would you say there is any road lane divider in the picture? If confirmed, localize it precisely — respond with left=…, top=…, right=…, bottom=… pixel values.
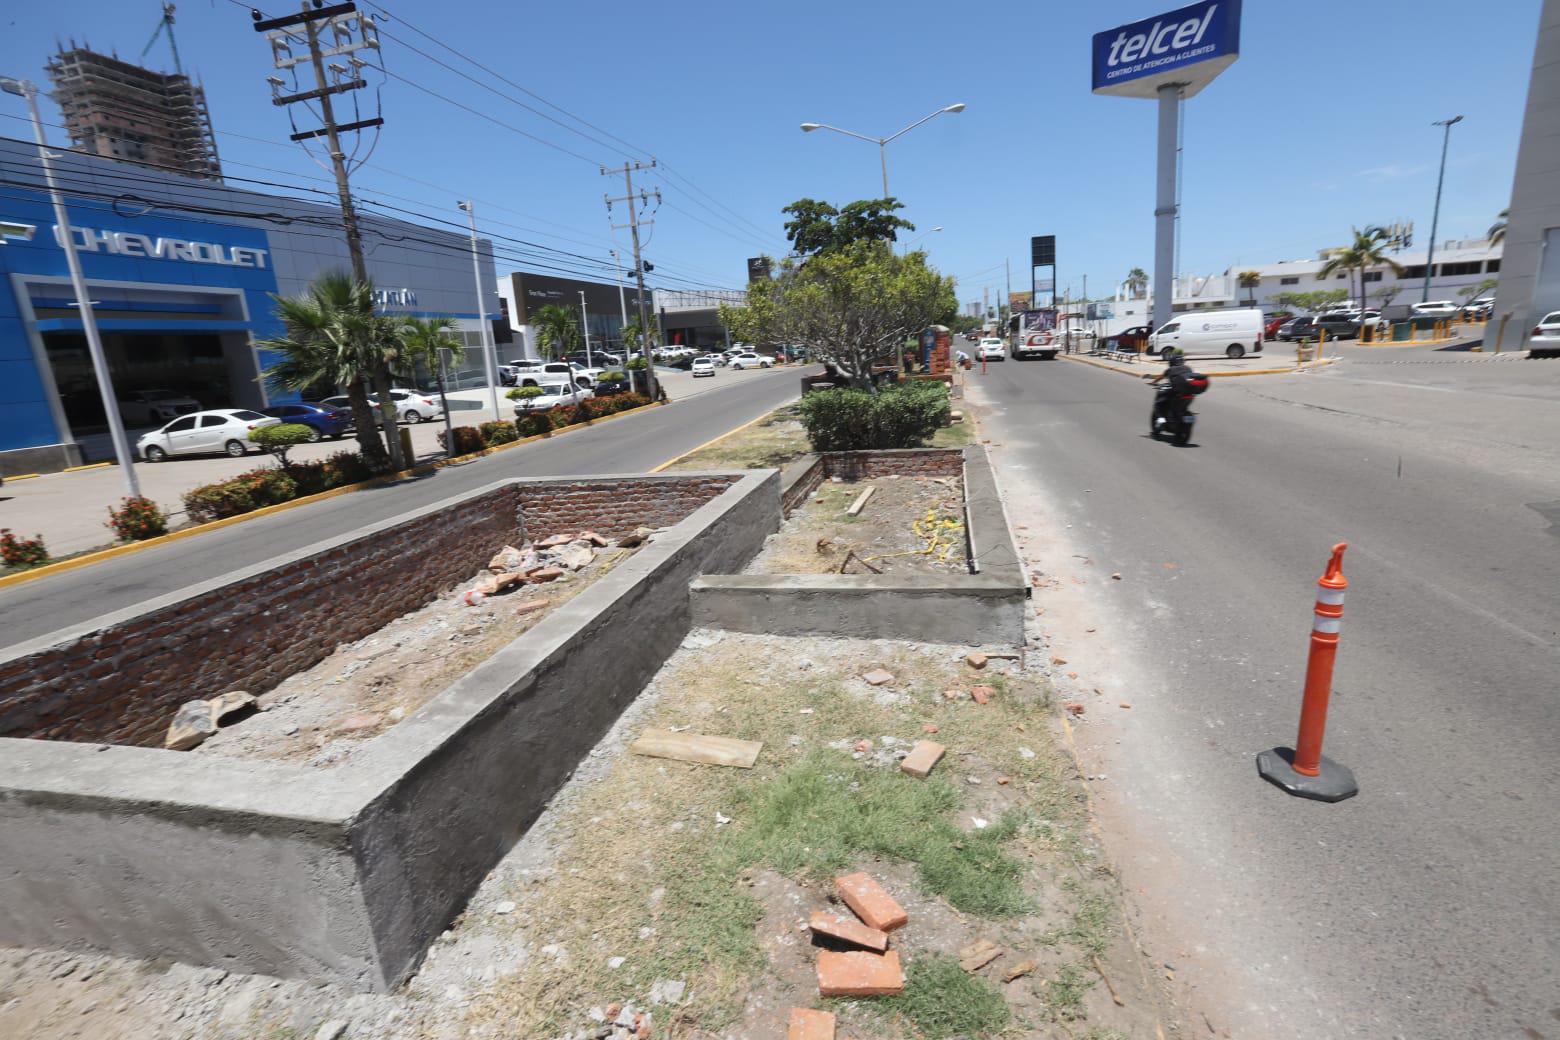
left=1256, top=543, right=1360, bottom=802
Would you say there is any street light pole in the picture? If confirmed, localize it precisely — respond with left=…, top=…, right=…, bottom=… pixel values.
left=578, top=289, right=593, bottom=369
left=458, top=201, right=501, bottom=421
left=610, top=249, right=630, bottom=360
left=2, top=75, right=139, bottom=496
left=801, top=103, right=966, bottom=199
left=1422, top=115, right=1464, bottom=304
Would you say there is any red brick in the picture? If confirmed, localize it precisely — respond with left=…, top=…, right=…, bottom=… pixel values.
left=834, top=873, right=907, bottom=932
left=787, top=1007, right=836, bottom=1040
left=970, top=685, right=994, bottom=705
left=899, top=740, right=946, bottom=779
left=817, top=949, right=904, bottom=997
left=809, top=911, right=889, bottom=952
left=514, top=599, right=550, bottom=615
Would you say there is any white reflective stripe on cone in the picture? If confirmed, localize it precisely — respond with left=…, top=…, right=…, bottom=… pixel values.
left=1313, top=617, right=1343, bottom=634
left=1317, top=588, right=1346, bottom=606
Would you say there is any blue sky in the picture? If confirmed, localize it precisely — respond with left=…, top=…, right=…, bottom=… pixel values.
left=0, top=0, right=1543, bottom=307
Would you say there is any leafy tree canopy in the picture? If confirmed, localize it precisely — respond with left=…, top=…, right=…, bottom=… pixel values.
left=782, top=197, right=914, bottom=255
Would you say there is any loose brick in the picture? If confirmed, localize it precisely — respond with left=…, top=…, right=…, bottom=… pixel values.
left=835, top=873, right=907, bottom=932
left=514, top=599, right=550, bottom=615
left=817, top=949, right=904, bottom=997
left=861, top=668, right=894, bottom=687
left=787, top=1008, right=836, bottom=1040
left=526, top=567, right=565, bottom=583
left=966, top=652, right=988, bottom=670
left=809, top=911, right=889, bottom=952
left=899, top=740, right=946, bottom=779
left=970, top=685, right=994, bottom=704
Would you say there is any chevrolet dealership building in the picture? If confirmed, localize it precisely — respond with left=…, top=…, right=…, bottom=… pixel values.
left=0, top=136, right=499, bottom=474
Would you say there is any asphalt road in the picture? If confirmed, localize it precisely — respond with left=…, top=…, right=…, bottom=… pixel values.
left=969, top=345, right=1560, bottom=1040
left=1, top=365, right=813, bottom=648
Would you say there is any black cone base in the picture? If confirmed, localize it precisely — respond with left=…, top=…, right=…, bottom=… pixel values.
left=1256, top=746, right=1359, bottom=803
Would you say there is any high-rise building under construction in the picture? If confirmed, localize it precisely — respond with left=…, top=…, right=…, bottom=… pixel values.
left=46, top=45, right=221, bottom=180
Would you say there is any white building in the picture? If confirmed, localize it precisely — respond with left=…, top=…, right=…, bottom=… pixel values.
left=1099, top=238, right=1502, bottom=333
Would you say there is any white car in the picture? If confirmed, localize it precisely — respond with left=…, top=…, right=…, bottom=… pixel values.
left=137, top=409, right=279, bottom=461
left=324, top=389, right=442, bottom=425
left=117, top=388, right=202, bottom=425
left=728, top=351, right=774, bottom=370
left=691, top=358, right=716, bottom=378
left=977, top=338, right=1006, bottom=361
left=1411, top=300, right=1460, bottom=319
left=1530, top=310, right=1560, bottom=357
left=512, top=381, right=594, bottom=414
left=507, top=361, right=579, bottom=388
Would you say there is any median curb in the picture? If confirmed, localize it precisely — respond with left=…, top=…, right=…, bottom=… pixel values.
left=1058, top=352, right=1337, bottom=379
left=0, top=400, right=666, bottom=592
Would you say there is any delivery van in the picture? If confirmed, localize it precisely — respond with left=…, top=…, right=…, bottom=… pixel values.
left=1148, top=308, right=1264, bottom=360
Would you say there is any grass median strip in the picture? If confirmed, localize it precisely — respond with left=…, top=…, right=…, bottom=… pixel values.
left=452, top=632, right=1158, bottom=1039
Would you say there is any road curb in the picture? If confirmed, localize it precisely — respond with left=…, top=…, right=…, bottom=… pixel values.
left=1059, top=353, right=1337, bottom=379
left=0, top=400, right=666, bottom=592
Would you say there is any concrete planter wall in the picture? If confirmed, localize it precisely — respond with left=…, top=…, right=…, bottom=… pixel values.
left=0, top=470, right=779, bottom=991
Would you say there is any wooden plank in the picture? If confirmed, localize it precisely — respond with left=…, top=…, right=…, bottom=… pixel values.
left=629, top=728, right=762, bottom=768
left=846, top=485, right=876, bottom=516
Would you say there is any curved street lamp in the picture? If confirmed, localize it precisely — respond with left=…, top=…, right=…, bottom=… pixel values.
left=800, top=104, right=966, bottom=198
left=901, top=225, right=944, bottom=253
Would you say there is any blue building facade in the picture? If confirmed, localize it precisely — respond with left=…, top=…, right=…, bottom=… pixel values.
left=0, top=136, right=498, bottom=474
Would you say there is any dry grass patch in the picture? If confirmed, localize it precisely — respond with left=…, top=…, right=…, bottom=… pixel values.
left=452, top=633, right=1160, bottom=1039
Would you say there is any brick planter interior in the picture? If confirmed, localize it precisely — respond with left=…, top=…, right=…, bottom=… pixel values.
left=0, top=474, right=737, bottom=748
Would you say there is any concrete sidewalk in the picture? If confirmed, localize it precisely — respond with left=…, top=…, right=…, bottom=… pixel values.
left=0, top=365, right=800, bottom=559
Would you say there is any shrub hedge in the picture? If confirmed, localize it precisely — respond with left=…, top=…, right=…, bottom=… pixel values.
left=798, top=380, right=950, bottom=452
left=480, top=420, right=519, bottom=445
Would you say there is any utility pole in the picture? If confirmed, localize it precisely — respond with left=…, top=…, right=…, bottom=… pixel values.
left=1422, top=115, right=1464, bottom=303
left=253, top=2, right=404, bottom=468
left=1004, top=257, right=1012, bottom=344
left=602, top=160, right=660, bottom=400
left=610, top=249, right=630, bottom=360
left=1, top=76, right=138, bottom=496
left=459, top=201, right=501, bottom=420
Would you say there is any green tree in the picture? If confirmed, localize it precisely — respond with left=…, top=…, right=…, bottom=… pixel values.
left=620, top=316, right=657, bottom=356
left=249, top=423, right=314, bottom=471
left=531, top=304, right=580, bottom=360
left=260, top=271, right=405, bottom=470
left=396, top=315, right=465, bottom=376
left=1488, top=208, right=1508, bottom=246
left=1237, top=270, right=1262, bottom=307
left=1319, top=227, right=1404, bottom=313
left=1458, top=277, right=1498, bottom=300
left=782, top=197, right=913, bottom=256
left=721, top=241, right=955, bottom=389
left=1125, top=267, right=1149, bottom=298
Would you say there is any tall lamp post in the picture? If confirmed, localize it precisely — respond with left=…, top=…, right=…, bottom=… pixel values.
left=2, top=75, right=139, bottom=495
left=800, top=104, right=966, bottom=198
left=900, top=226, right=943, bottom=254
left=1422, top=115, right=1464, bottom=303
left=578, top=290, right=593, bottom=368
left=457, top=200, right=501, bottom=420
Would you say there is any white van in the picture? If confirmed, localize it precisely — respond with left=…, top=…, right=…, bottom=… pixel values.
left=1149, top=308, right=1264, bottom=360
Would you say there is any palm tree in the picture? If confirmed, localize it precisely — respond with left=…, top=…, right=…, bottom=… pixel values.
left=260, top=272, right=404, bottom=469
left=1319, top=227, right=1404, bottom=312
left=531, top=304, right=579, bottom=360
left=1125, top=267, right=1148, bottom=299
left=1488, top=208, right=1508, bottom=246
left=397, top=316, right=464, bottom=433
left=1237, top=270, right=1262, bottom=307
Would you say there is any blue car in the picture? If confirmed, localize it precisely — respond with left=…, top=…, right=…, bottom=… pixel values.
left=261, top=402, right=353, bottom=441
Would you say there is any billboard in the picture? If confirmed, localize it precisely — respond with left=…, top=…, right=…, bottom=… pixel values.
left=1031, top=235, right=1056, bottom=266
left=1092, top=0, right=1241, bottom=99
left=1022, top=309, right=1057, bottom=333
left=746, top=256, right=772, bottom=282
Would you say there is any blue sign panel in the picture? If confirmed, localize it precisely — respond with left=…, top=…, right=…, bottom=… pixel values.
left=1092, top=0, right=1241, bottom=99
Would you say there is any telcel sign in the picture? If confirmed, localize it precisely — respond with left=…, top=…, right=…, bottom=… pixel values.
left=1092, top=0, right=1241, bottom=98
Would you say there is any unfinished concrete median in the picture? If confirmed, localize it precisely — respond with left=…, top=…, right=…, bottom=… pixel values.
left=690, top=446, right=1028, bottom=646
left=0, top=470, right=779, bottom=991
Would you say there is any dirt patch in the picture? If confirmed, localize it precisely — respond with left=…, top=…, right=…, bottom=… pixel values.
left=191, top=535, right=641, bottom=766
left=750, top=475, right=967, bottom=577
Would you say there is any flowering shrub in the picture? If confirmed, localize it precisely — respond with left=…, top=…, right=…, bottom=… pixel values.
left=447, top=425, right=486, bottom=456
left=105, top=496, right=169, bottom=542
left=480, top=420, right=519, bottom=446
left=288, top=451, right=378, bottom=496
left=182, top=468, right=299, bottom=524
left=0, top=529, right=48, bottom=569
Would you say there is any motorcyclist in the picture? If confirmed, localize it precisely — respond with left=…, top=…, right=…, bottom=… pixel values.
left=1142, top=348, right=1195, bottom=425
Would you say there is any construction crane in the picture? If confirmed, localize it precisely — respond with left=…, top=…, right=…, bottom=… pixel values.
left=140, top=3, right=183, bottom=75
